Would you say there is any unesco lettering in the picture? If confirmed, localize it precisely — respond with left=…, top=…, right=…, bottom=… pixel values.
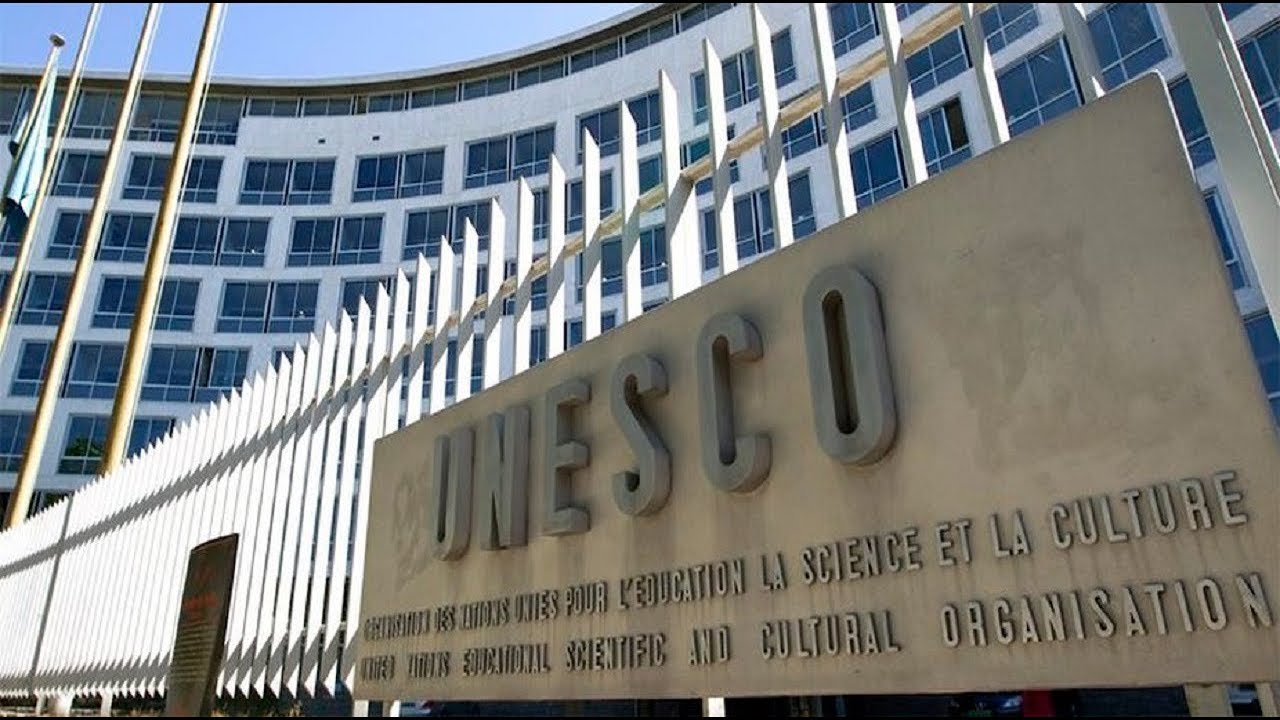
left=426, top=265, right=896, bottom=560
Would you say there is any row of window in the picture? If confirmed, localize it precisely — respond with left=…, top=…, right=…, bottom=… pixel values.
left=690, top=28, right=798, bottom=125
left=0, top=413, right=177, bottom=476
left=38, top=9, right=1279, bottom=220
left=10, top=339, right=246, bottom=405
left=0, top=6, right=743, bottom=142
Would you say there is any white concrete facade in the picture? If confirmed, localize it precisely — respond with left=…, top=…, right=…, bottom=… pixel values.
left=0, top=3, right=1276, bottom=506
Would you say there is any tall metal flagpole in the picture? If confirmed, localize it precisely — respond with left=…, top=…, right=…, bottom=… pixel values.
left=99, top=3, right=226, bottom=474
left=3, top=3, right=145, bottom=530
left=0, top=34, right=65, bottom=356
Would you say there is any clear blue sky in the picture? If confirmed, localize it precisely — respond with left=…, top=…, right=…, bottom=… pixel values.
left=0, top=3, right=641, bottom=78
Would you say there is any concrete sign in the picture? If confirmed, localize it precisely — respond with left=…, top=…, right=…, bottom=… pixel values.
left=355, top=78, right=1280, bottom=702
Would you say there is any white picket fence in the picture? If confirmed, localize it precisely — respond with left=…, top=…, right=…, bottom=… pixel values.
left=0, top=2, right=1264, bottom=701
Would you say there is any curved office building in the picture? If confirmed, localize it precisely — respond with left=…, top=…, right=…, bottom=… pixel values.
left=0, top=2, right=1278, bottom=526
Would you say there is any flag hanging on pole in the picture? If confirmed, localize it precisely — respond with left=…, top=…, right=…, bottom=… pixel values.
left=3, top=81, right=57, bottom=222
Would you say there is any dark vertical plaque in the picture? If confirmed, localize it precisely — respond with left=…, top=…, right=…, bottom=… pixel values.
left=164, top=534, right=238, bottom=717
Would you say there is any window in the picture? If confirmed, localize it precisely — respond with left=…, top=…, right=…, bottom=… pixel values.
left=530, top=325, right=549, bottom=367
left=1088, top=4, right=1169, bottom=90
left=53, top=151, right=105, bottom=198
left=1169, top=77, right=1215, bottom=168
left=93, top=276, right=140, bottom=329
left=465, top=137, right=510, bottom=189
left=566, top=318, right=584, bottom=348
left=341, top=277, right=393, bottom=318
left=533, top=188, right=550, bottom=242
left=700, top=209, right=719, bottom=271
left=366, top=92, right=406, bottom=113
left=172, top=216, right=220, bottom=265
left=513, top=126, right=556, bottom=179
left=722, top=51, right=760, bottom=111
left=183, top=157, right=222, bottom=202
left=919, top=98, right=971, bottom=174
left=517, top=59, right=567, bottom=88
left=1204, top=189, right=1247, bottom=290
left=1, top=214, right=23, bottom=257
left=411, top=86, right=459, bottom=108
left=773, top=28, right=797, bottom=87
left=156, top=279, right=200, bottom=331
left=628, top=92, right=663, bottom=146
left=62, top=343, right=123, bottom=399
left=566, top=171, right=615, bottom=232
left=504, top=260, right=518, bottom=315
left=301, top=96, right=353, bottom=116
left=268, top=281, right=319, bottom=333
left=18, top=273, right=71, bottom=325
left=142, top=346, right=198, bottom=401
left=337, top=216, right=383, bottom=264
left=692, top=71, right=709, bottom=125
left=453, top=201, right=492, bottom=252
left=1239, top=23, right=1280, bottom=130
left=897, top=2, right=930, bottom=19
left=470, top=335, right=484, bottom=393
left=578, top=105, right=621, bottom=158
left=171, top=216, right=268, bottom=266
left=906, top=27, right=971, bottom=96
left=734, top=188, right=775, bottom=261
left=569, top=40, right=620, bottom=74
left=1245, top=313, right=1280, bottom=423
left=240, top=158, right=334, bottom=205
left=841, top=82, right=877, bottom=133
left=196, top=348, right=249, bottom=403
left=217, top=281, right=270, bottom=332
left=92, top=276, right=198, bottom=332
left=403, top=207, right=451, bottom=260
left=789, top=172, right=817, bottom=239
left=640, top=226, right=668, bottom=287
left=462, top=74, right=512, bottom=100
left=1223, top=4, right=1256, bottom=20
left=355, top=154, right=402, bottom=201
left=0, top=413, right=33, bottom=471
left=288, top=216, right=382, bottom=266
left=465, top=125, right=557, bottom=187
left=829, top=3, right=878, bottom=57
left=851, top=130, right=906, bottom=209
left=602, top=311, right=618, bottom=332
left=239, top=159, right=288, bottom=205
left=639, top=155, right=663, bottom=193
left=290, top=159, right=335, bottom=205
left=980, top=3, right=1038, bottom=53
left=602, top=237, right=623, bottom=295
left=246, top=97, right=299, bottom=117
left=71, top=90, right=122, bottom=139
left=128, top=417, right=175, bottom=457
left=401, top=150, right=445, bottom=198
left=99, top=213, right=153, bottom=263
left=11, top=341, right=50, bottom=397
left=445, top=338, right=458, bottom=398
left=59, top=414, right=108, bottom=474
left=221, top=219, right=269, bottom=267
left=129, top=94, right=183, bottom=142
left=782, top=112, right=825, bottom=160
left=0, top=86, right=27, bottom=135
left=43, top=211, right=83, bottom=260
left=997, top=38, right=1082, bottom=137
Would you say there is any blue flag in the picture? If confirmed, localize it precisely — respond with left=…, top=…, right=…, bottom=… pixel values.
left=3, top=81, right=57, bottom=221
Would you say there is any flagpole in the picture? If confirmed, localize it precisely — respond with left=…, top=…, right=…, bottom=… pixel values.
left=99, top=3, right=226, bottom=474
left=0, top=33, right=65, bottom=356
left=3, top=3, right=143, bottom=530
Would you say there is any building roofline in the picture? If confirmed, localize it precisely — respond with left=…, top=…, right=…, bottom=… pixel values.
left=0, top=2, right=677, bottom=95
